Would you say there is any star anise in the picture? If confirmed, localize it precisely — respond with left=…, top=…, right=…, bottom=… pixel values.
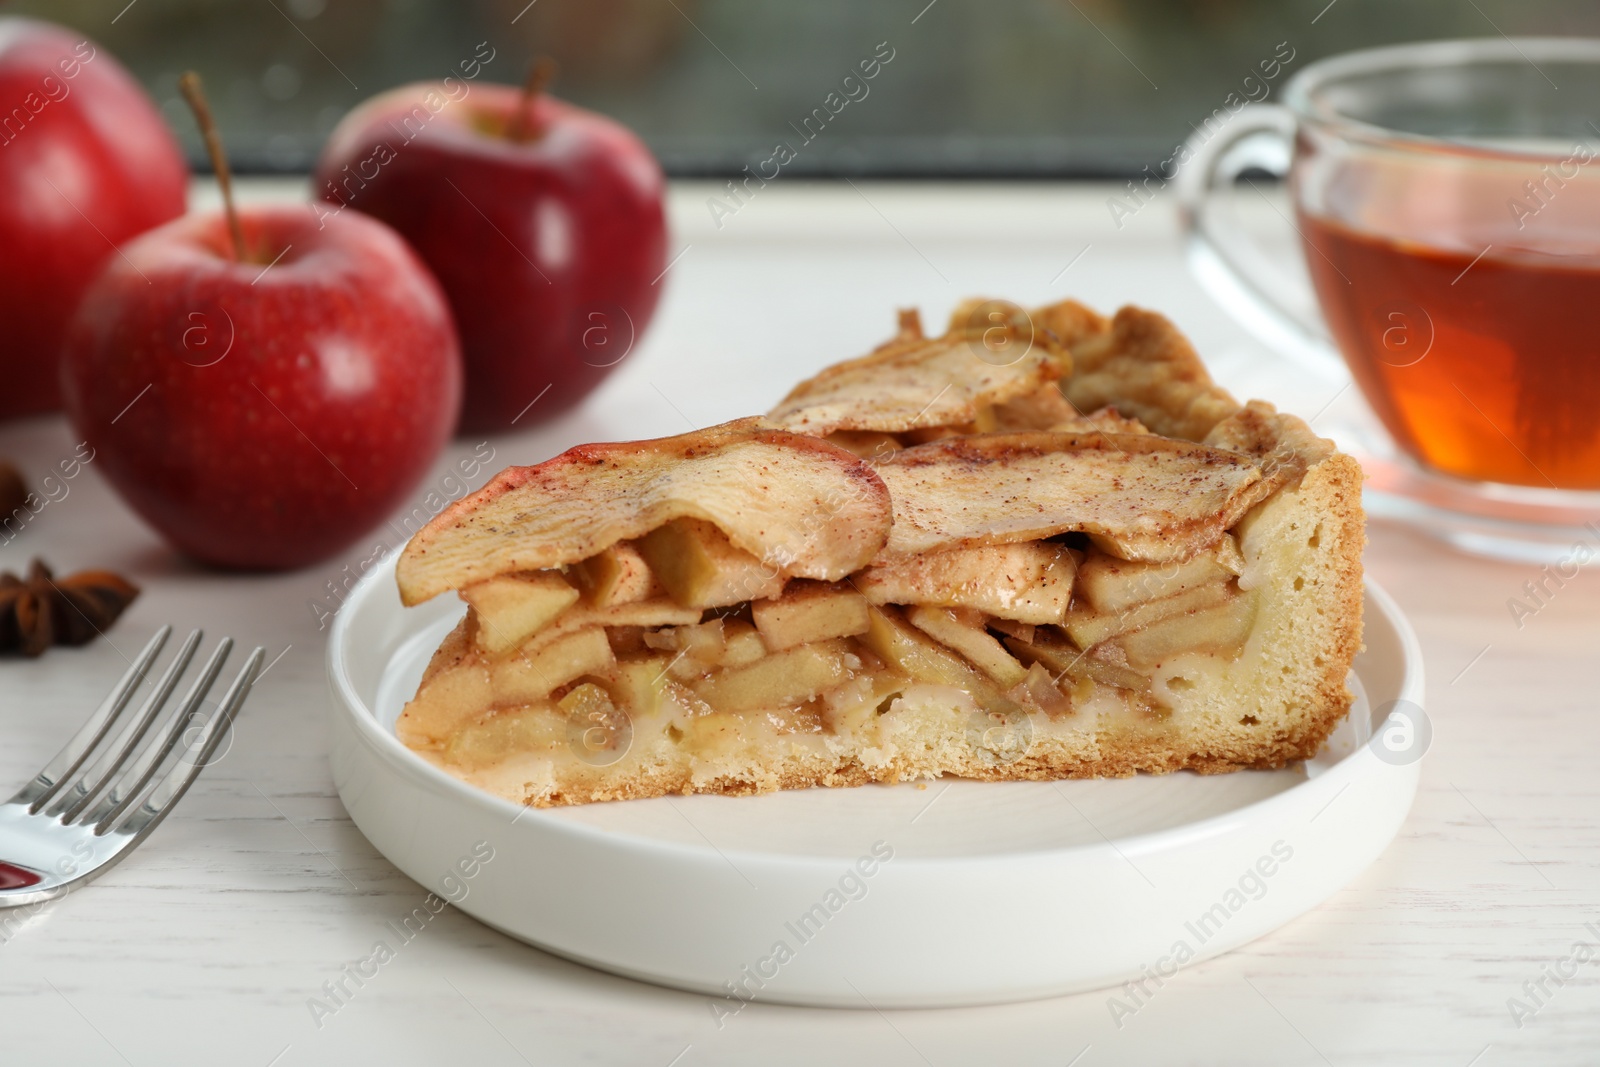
left=0, top=560, right=140, bottom=657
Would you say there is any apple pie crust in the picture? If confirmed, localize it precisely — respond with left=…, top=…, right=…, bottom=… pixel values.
left=395, top=300, right=1363, bottom=807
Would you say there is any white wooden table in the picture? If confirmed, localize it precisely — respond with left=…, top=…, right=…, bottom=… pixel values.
left=2, top=180, right=1596, bottom=1067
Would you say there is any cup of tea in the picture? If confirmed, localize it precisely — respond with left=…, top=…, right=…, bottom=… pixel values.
left=1179, top=38, right=1600, bottom=491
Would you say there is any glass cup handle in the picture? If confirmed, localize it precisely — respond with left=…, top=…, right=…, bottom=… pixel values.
left=1176, top=105, right=1349, bottom=383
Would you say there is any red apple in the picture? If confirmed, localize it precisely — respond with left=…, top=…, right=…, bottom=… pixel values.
left=60, top=204, right=462, bottom=570
left=313, top=74, right=667, bottom=432
left=0, top=18, right=186, bottom=420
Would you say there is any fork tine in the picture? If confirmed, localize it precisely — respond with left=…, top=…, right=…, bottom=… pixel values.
left=15, top=626, right=172, bottom=811
left=48, top=629, right=203, bottom=821
left=101, top=646, right=263, bottom=838
left=77, top=638, right=233, bottom=830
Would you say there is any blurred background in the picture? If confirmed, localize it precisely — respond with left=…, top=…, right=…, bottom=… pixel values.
left=12, top=0, right=1598, bottom=178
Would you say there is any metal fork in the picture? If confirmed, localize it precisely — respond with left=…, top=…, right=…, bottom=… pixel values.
left=0, top=627, right=264, bottom=908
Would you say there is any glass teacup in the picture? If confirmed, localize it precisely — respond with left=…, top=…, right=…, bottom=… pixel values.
left=1181, top=38, right=1600, bottom=492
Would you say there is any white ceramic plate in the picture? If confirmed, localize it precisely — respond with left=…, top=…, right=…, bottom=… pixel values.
left=327, top=553, right=1424, bottom=1008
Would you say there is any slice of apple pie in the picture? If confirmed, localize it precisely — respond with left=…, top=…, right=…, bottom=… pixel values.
left=395, top=301, right=1363, bottom=807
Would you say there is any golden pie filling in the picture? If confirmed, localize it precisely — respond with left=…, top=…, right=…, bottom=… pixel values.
left=399, top=490, right=1340, bottom=807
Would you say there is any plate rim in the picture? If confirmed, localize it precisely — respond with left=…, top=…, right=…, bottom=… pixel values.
left=327, top=550, right=1424, bottom=868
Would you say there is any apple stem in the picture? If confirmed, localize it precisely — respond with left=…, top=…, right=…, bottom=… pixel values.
left=178, top=71, right=246, bottom=262
left=510, top=57, right=557, bottom=142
